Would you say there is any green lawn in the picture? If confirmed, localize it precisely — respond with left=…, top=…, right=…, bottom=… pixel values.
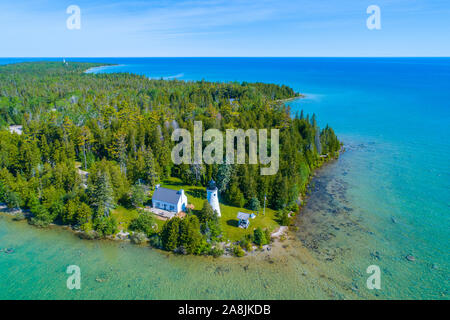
left=109, top=177, right=280, bottom=241
left=161, top=177, right=280, bottom=242
left=153, top=218, right=166, bottom=231
left=111, top=205, right=166, bottom=233
left=110, top=206, right=139, bottom=231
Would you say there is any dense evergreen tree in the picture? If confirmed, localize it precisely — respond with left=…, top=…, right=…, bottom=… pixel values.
left=76, top=202, right=92, bottom=227
left=130, top=183, right=148, bottom=208
left=161, top=217, right=181, bottom=251
left=248, top=196, right=261, bottom=211
left=198, top=200, right=215, bottom=222
left=253, top=227, right=269, bottom=247
left=216, top=163, right=232, bottom=192
left=227, top=178, right=246, bottom=208
left=179, top=215, right=203, bottom=254
left=197, top=200, right=222, bottom=242
left=90, top=170, right=115, bottom=216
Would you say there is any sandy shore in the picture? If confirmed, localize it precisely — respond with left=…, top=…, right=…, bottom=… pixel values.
left=84, top=64, right=118, bottom=74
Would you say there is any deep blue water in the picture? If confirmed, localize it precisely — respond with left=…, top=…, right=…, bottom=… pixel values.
left=1, top=58, right=449, bottom=299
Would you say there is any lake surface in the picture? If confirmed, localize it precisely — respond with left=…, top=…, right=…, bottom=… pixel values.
left=0, top=58, right=449, bottom=299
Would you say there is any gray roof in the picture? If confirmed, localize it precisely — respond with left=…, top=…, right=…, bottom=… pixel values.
left=152, top=187, right=182, bottom=205
left=237, top=212, right=251, bottom=221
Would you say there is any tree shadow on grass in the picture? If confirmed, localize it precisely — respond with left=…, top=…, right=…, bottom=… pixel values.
left=226, top=219, right=239, bottom=227
left=163, top=180, right=185, bottom=187
left=186, top=189, right=206, bottom=200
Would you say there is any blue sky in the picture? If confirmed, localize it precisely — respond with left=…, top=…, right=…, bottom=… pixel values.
left=1, top=0, right=449, bottom=57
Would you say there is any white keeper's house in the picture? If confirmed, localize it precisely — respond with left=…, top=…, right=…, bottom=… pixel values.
left=152, top=185, right=187, bottom=213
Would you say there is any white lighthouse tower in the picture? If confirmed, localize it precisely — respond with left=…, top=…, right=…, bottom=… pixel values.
left=207, top=180, right=221, bottom=217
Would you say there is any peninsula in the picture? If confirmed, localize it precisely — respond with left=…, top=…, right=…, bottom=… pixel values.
left=0, top=61, right=340, bottom=257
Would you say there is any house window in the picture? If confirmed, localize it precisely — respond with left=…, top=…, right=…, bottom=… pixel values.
left=170, top=205, right=174, bottom=211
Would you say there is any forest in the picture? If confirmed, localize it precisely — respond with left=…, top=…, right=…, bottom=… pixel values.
left=0, top=61, right=340, bottom=255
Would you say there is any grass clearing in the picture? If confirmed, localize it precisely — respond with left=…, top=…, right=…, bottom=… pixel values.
left=110, top=206, right=139, bottom=231
left=161, top=177, right=280, bottom=242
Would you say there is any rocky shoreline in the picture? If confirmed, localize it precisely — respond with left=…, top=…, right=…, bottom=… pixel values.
left=0, top=204, right=290, bottom=258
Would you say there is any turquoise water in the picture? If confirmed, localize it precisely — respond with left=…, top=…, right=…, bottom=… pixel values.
left=0, top=58, right=449, bottom=299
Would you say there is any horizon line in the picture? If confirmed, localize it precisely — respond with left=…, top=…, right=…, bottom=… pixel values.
left=1, top=56, right=450, bottom=59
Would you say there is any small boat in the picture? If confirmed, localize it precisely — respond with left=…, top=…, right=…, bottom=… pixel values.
left=4, top=248, right=14, bottom=254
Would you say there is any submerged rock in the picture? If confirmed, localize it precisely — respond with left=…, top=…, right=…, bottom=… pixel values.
left=12, top=212, right=26, bottom=221
left=370, top=251, right=382, bottom=260
left=214, top=266, right=230, bottom=276
left=78, top=230, right=99, bottom=240
left=130, top=232, right=147, bottom=244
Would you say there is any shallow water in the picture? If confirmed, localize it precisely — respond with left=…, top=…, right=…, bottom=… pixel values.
left=0, top=212, right=357, bottom=300
left=1, top=58, right=449, bottom=299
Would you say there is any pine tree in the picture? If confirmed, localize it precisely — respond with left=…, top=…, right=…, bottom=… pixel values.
left=254, top=227, right=268, bottom=247
left=63, top=198, right=79, bottom=224
left=198, top=200, right=215, bottom=223
left=179, top=216, right=202, bottom=254
left=271, top=173, right=289, bottom=210
left=109, top=130, right=128, bottom=174
left=314, top=126, right=322, bottom=154
left=79, top=126, right=93, bottom=170
left=248, top=196, right=261, bottom=211
left=161, top=217, right=181, bottom=251
left=216, top=163, right=232, bottom=192
left=40, top=135, right=50, bottom=164
left=227, top=178, right=245, bottom=208
left=144, top=147, right=158, bottom=187
left=91, top=170, right=115, bottom=216
left=311, top=113, right=317, bottom=127
left=76, top=202, right=92, bottom=226
left=189, top=164, right=205, bottom=185
left=130, top=183, right=147, bottom=207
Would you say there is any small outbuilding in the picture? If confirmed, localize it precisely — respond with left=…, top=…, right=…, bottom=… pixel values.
left=237, top=212, right=255, bottom=229
left=8, top=125, right=23, bottom=135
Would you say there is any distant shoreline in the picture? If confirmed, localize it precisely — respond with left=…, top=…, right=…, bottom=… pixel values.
left=276, top=95, right=305, bottom=104
left=83, top=66, right=306, bottom=101
left=84, top=64, right=119, bottom=74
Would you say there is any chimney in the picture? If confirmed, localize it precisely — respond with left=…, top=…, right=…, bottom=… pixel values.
left=155, top=184, right=160, bottom=190
left=178, top=189, right=184, bottom=195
